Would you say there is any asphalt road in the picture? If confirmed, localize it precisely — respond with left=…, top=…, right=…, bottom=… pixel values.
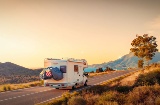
left=0, top=69, right=137, bottom=105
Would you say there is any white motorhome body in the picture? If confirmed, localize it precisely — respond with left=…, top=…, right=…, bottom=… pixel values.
left=40, top=58, right=88, bottom=89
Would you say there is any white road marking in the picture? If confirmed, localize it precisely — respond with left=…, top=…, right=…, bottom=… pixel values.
left=36, top=97, right=57, bottom=105
left=0, top=88, right=54, bottom=102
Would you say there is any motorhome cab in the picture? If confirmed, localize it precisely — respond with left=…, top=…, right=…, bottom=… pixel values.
left=40, top=58, right=88, bottom=89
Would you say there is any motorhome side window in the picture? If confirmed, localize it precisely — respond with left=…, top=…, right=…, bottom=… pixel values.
left=74, top=65, right=78, bottom=72
left=60, top=66, right=66, bottom=73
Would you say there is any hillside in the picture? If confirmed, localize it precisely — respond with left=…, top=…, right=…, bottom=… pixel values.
left=90, top=52, right=160, bottom=70
left=46, top=64, right=160, bottom=105
left=0, top=62, right=42, bottom=85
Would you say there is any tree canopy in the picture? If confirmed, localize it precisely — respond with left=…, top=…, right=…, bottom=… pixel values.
left=130, top=34, right=158, bottom=68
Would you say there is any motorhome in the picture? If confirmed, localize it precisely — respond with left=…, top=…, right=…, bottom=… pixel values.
left=40, top=58, right=88, bottom=89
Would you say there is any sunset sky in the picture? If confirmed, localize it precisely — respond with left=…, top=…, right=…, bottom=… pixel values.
left=0, top=0, right=160, bottom=68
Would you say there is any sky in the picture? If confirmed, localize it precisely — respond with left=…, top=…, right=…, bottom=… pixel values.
left=0, top=0, right=160, bottom=68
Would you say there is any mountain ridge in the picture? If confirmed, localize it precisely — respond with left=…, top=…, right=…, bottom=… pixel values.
left=0, top=62, right=42, bottom=85
left=89, top=52, right=160, bottom=70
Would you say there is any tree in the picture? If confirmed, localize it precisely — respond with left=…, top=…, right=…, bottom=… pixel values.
left=96, top=68, right=103, bottom=73
left=138, top=60, right=144, bottom=68
left=130, top=34, right=158, bottom=68
left=104, top=67, right=113, bottom=72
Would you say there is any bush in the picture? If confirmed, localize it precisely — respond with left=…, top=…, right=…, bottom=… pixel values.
left=80, top=92, right=99, bottom=105
left=127, top=85, right=160, bottom=104
left=134, top=70, right=160, bottom=86
left=86, top=94, right=99, bottom=105
left=96, top=68, right=103, bottom=73
left=115, top=86, right=132, bottom=93
left=83, top=85, right=106, bottom=94
left=3, top=86, right=7, bottom=91
left=90, top=71, right=94, bottom=73
left=29, top=83, right=35, bottom=87
left=104, top=67, right=114, bottom=72
left=68, top=96, right=86, bottom=105
left=47, top=99, right=63, bottom=105
left=155, top=96, right=160, bottom=105
left=7, top=85, right=11, bottom=90
left=96, top=101, right=118, bottom=105
left=47, top=92, right=79, bottom=105
left=96, top=91, right=123, bottom=105
left=40, top=80, right=44, bottom=85
left=96, top=69, right=100, bottom=73
left=60, top=92, right=71, bottom=105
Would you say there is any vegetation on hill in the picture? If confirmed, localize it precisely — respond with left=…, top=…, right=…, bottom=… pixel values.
left=0, top=62, right=42, bottom=85
left=43, top=63, right=160, bottom=105
left=95, top=67, right=114, bottom=73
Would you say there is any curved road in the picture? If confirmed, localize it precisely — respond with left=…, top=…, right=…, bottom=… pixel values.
left=0, top=69, right=137, bottom=105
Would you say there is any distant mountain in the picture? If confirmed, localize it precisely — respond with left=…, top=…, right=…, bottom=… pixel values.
left=89, top=52, right=160, bottom=70
left=0, top=62, right=42, bottom=84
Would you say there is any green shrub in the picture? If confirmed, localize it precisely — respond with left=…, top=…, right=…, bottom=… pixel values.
left=134, top=70, right=160, bottom=86
left=86, top=94, right=99, bottom=105
left=115, top=93, right=126, bottom=105
left=127, top=85, right=160, bottom=104
left=97, top=91, right=118, bottom=103
left=115, top=86, right=132, bottom=93
left=127, top=86, right=150, bottom=104
left=83, top=85, right=105, bottom=94
left=68, top=96, right=86, bottom=105
left=95, top=90, right=126, bottom=105
left=96, top=68, right=103, bottom=73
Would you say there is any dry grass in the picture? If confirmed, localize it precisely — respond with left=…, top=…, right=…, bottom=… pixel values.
left=88, top=70, right=119, bottom=77
left=119, top=63, right=160, bottom=86
left=119, top=71, right=141, bottom=86
left=44, top=64, right=160, bottom=105
left=0, top=80, right=43, bottom=92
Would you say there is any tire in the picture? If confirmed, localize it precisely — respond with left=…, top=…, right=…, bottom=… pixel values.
left=72, top=86, right=76, bottom=90
left=84, top=81, right=87, bottom=86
